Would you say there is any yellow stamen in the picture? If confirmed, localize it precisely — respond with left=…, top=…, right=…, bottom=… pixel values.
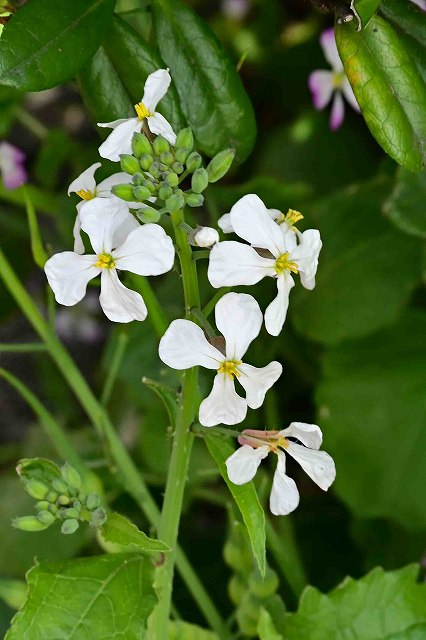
left=275, top=252, right=299, bottom=275
left=76, top=189, right=95, bottom=201
left=218, top=360, right=242, bottom=380
left=134, top=102, right=152, bottom=120
left=267, top=435, right=289, bottom=452
left=276, top=208, right=304, bottom=231
left=95, top=253, right=115, bottom=269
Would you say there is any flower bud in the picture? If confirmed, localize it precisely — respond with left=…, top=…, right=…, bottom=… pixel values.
left=153, top=135, right=170, bottom=155
left=159, top=151, right=174, bottom=166
left=91, top=508, right=108, bottom=527
left=248, top=566, right=279, bottom=598
left=46, top=490, right=58, bottom=503
left=185, top=193, right=204, bottom=208
left=12, top=516, right=50, bottom=532
left=191, top=168, right=209, bottom=194
left=52, top=478, right=69, bottom=494
left=137, top=207, right=162, bottom=224
left=35, top=500, right=50, bottom=511
left=149, top=162, right=161, bottom=179
left=61, top=463, right=81, bottom=491
left=165, top=193, right=185, bottom=214
left=132, top=132, right=152, bottom=158
left=61, top=519, right=79, bottom=535
left=165, top=173, right=179, bottom=188
left=186, top=152, right=202, bottom=173
left=111, top=184, right=135, bottom=202
left=132, top=172, right=144, bottom=185
left=133, top=185, right=152, bottom=201
left=120, top=154, right=140, bottom=175
left=176, top=128, right=194, bottom=151
left=24, top=479, right=49, bottom=500
left=57, top=495, right=70, bottom=506
left=175, top=147, right=190, bottom=164
left=86, top=493, right=101, bottom=510
left=172, top=161, right=184, bottom=175
left=159, top=184, right=173, bottom=201
left=193, top=226, right=219, bottom=248
left=63, top=507, right=80, bottom=519
left=206, top=148, right=235, bottom=183
left=48, top=503, right=58, bottom=514
left=140, top=154, right=153, bottom=171
left=37, top=510, right=55, bottom=526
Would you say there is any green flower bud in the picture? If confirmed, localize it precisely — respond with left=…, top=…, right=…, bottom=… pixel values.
left=56, top=495, right=70, bottom=506
left=132, top=132, right=152, bottom=158
left=143, top=179, right=157, bottom=194
left=140, top=154, right=153, bottom=171
left=12, top=516, right=50, bottom=532
left=248, top=567, right=279, bottom=599
left=172, top=161, right=184, bottom=175
left=37, top=510, right=55, bottom=526
left=86, top=493, right=100, bottom=510
left=111, top=184, right=135, bottom=202
left=24, top=479, right=49, bottom=500
left=186, top=151, right=202, bottom=173
left=175, top=147, right=190, bottom=164
left=133, top=185, right=152, bottom=201
left=153, top=135, right=170, bottom=155
left=157, top=162, right=168, bottom=173
left=46, top=491, right=58, bottom=503
left=61, top=519, right=79, bottom=535
left=132, top=172, right=144, bottom=185
left=120, top=154, right=140, bottom=175
left=185, top=192, right=204, bottom=208
left=48, top=504, right=58, bottom=514
left=191, top=168, right=209, bottom=194
left=228, top=574, right=246, bottom=606
left=52, top=478, right=69, bottom=494
left=72, top=500, right=82, bottom=510
left=61, top=463, right=82, bottom=491
left=149, top=162, right=161, bottom=179
left=159, top=151, right=174, bottom=166
left=165, top=193, right=185, bottom=214
left=137, top=207, right=162, bottom=224
left=176, top=128, right=194, bottom=151
left=206, top=148, right=235, bottom=183
left=165, top=173, right=179, bottom=188
left=91, top=508, right=108, bottom=527
left=64, top=508, right=80, bottom=519
left=35, top=500, right=50, bottom=511
left=159, top=185, right=173, bottom=201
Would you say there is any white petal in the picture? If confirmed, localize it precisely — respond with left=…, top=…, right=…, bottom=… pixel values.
left=342, top=77, right=361, bottom=113
left=159, top=319, right=223, bottom=370
left=208, top=241, right=275, bottom=288
left=270, top=452, right=300, bottom=516
left=226, top=445, right=269, bottom=484
left=72, top=211, right=85, bottom=255
left=142, top=69, right=171, bottom=112
left=280, top=422, right=323, bottom=450
left=98, top=118, right=141, bottom=161
left=218, top=213, right=233, bottom=233
left=99, top=269, right=147, bottom=322
left=79, top=198, right=138, bottom=254
left=199, top=374, right=247, bottom=427
left=147, top=113, right=176, bottom=145
left=97, top=118, right=130, bottom=130
left=114, top=223, right=174, bottom=276
left=230, top=194, right=286, bottom=257
left=308, top=70, right=334, bottom=110
left=215, top=292, right=263, bottom=360
left=68, top=162, right=100, bottom=195
left=286, top=442, right=336, bottom=491
left=96, top=172, right=132, bottom=197
left=291, top=229, right=322, bottom=290
left=44, top=252, right=100, bottom=306
left=329, top=91, right=345, bottom=131
left=264, top=274, right=295, bottom=336
left=320, top=27, right=342, bottom=71
left=238, top=361, right=282, bottom=409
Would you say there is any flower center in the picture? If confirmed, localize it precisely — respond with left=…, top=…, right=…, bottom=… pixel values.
left=218, top=360, right=242, bottom=380
left=95, top=253, right=115, bottom=269
left=76, top=189, right=95, bottom=201
left=134, top=102, right=152, bottom=120
left=332, top=71, right=345, bottom=89
left=275, top=252, right=299, bottom=275
left=238, top=429, right=289, bottom=452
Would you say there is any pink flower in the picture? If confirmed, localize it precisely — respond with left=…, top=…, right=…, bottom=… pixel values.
left=411, top=0, right=426, bottom=9
left=308, top=28, right=360, bottom=131
left=0, top=142, right=27, bottom=189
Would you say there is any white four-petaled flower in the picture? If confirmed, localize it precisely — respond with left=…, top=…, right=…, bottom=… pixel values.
left=308, top=28, right=360, bottom=130
left=159, top=292, right=282, bottom=426
left=45, top=199, right=175, bottom=323
left=208, top=194, right=321, bottom=336
left=98, top=69, right=176, bottom=161
left=226, top=423, right=336, bottom=515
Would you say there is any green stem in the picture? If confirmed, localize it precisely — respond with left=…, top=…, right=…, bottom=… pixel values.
left=190, top=306, right=216, bottom=339
left=15, top=106, right=48, bottom=140
left=100, top=330, right=129, bottom=406
left=266, top=518, right=307, bottom=599
left=23, top=186, right=47, bottom=268
left=0, top=343, right=46, bottom=352
left=202, top=287, right=231, bottom=319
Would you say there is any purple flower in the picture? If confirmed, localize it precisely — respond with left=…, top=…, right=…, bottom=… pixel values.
left=308, top=28, right=360, bottom=131
left=411, top=0, right=426, bottom=9
left=0, top=142, right=27, bottom=189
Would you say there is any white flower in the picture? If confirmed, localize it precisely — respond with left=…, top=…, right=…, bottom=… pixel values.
left=193, top=226, right=220, bottom=248
left=225, top=423, right=336, bottom=516
left=218, top=207, right=301, bottom=235
left=68, top=162, right=139, bottom=254
left=208, top=195, right=321, bottom=336
left=98, top=69, right=176, bottom=161
left=45, top=199, right=175, bottom=323
left=159, top=292, right=282, bottom=426
left=0, top=142, right=27, bottom=189
left=308, top=28, right=360, bottom=130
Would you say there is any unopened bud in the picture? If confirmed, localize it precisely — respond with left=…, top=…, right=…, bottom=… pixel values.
left=35, top=500, right=50, bottom=511
left=153, top=135, right=170, bottom=155
left=46, top=491, right=58, bottom=503
left=37, top=510, right=55, bottom=526
left=91, top=508, right=108, bottom=527
left=132, top=132, right=152, bottom=158
left=185, top=193, right=204, bottom=208
left=132, top=172, right=144, bottom=185
left=86, top=493, right=100, bottom=510
left=175, top=147, right=190, bottom=164
left=61, top=519, right=79, bottom=535
left=133, top=185, right=152, bottom=201
left=12, top=516, right=50, bottom=532
left=137, top=207, right=162, bottom=223
left=24, top=479, right=49, bottom=500
left=172, top=161, right=184, bottom=174
left=191, top=168, right=209, bottom=193
left=149, top=162, right=161, bottom=179
left=159, top=151, right=174, bottom=166
left=120, top=154, right=140, bottom=175
left=165, top=173, right=179, bottom=188
left=193, top=226, right=219, bottom=248
left=48, top=504, right=58, bottom=514
left=165, top=193, right=185, bottom=213
left=64, top=507, right=80, bottom=519
left=52, top=478, right=69, bottom=494
left=57, top=495, right=70, bottom=506
left=186, top=152, right=202, bottom=173
left=159, top=184, right=173, bottom=201
left=206, top=148, right=235, bottom=183
left=139, top=154, right=153, bottom=171
left=111, top=184, right=135, bottom=202
left=176, top=128, right=194, bottom=151
left=61, top=463, right=81, bottom=491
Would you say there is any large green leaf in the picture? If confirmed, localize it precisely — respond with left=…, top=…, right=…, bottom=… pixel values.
left=151, top=0, right=256, bottom=163
left=317, top=310, right=426, bottom=528
left=6, top=554, right=157, bottom=639
left=291, top=179, right=422, bottom=345
left=205, top=433, right=266, bottom=576
left=384, top=167, right=426, bottom=239
left=283, top=565, right=426, bottom=639
left=336, top=5, right=426, bottom=171
left=0, top=0, right=115, bottom=91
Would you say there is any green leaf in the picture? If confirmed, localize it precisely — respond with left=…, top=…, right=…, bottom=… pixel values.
left=354, top=0, right=382, bottom=27
left=258, top=608, right=283, bottom=640
left=6, top=554, right=157, bottom=639
left=291, top=179, right=422, bottom=345
left=384, top=167, right=426, bottom=238
left=0, top=0, right=115, bottom=91
left=151, top=0, right=256, bottom=163
left=336, top=8, right=426, bottom=171
left=100, top=512, right=171, bottom=554
left=169, top=620, right=218, bottom=639
left=205, top=433, right=266, bottom=576
left=317, top=310, right=426, bottom=528
left=283, top=565, right=426, bottom=639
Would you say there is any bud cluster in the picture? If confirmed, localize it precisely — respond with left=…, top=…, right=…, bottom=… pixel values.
left=112, top=127, right=235, bottom=221
left=13, top=458, right=107, bottom=535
